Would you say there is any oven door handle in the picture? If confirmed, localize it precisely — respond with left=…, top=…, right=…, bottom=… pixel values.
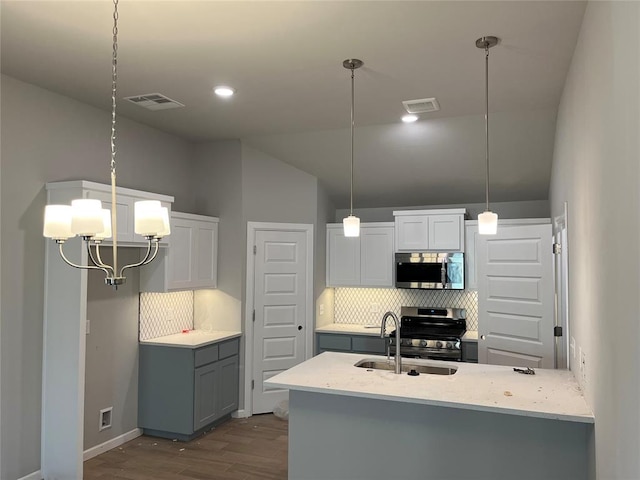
left=441, top=257, right=447, bottom=288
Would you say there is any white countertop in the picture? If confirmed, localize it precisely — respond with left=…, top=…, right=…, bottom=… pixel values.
left=462, top=330, right=478, bottom=341
left=140, top=330, right=242, bottom=348
left=315, top=323, right=382, bottom=336
left=265, top=352, right=594, bottom=424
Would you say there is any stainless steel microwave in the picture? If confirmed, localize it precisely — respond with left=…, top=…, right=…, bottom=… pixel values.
left=395, top=252, right=464, bottom=290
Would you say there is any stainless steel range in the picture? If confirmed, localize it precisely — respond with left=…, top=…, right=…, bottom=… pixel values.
left=389, top=306, right=467, bottom=361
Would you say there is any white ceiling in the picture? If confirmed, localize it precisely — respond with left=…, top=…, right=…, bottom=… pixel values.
left=1, top=1, right=586, bottom=208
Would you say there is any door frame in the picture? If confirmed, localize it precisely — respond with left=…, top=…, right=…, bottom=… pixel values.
left=244, top=222, right=314, bottom=416
left=553, top=202, right=571, bottom=369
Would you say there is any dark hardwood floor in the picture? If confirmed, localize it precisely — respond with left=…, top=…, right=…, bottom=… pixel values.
left=84, top=414, right=288, bottom=480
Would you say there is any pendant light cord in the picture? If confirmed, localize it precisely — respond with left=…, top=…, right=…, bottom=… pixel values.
left=484, top=44, right=490, bottom=212
left=110, top=0, right=119, bottom=274
left=350, top=66, right=355, bottom=216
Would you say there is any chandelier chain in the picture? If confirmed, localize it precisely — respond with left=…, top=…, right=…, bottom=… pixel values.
left=111, top=0, right=119, bottom=175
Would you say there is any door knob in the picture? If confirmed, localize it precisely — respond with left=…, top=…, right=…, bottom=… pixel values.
left=480, top=335, right=486, bottom=340
left=298, top=325, right=303, bottom=331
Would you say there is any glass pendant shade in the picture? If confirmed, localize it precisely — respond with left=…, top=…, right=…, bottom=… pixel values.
left=70, top=199, right=104, bottom=236
left=43, top=205, right=75, bottom=240
left=157, top=207, right=171, bottom=237
left=478, top=210, right=498, bottom=235
left=93, top=209, right=112, bottom=240
left=134, top=200, right=164, bottom=236
left=343, top=214, right=360, bottom=237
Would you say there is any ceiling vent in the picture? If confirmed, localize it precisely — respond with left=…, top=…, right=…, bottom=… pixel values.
left=124, top=93, right=184, bottom=111
left=402, top=97, right=440, bottom=114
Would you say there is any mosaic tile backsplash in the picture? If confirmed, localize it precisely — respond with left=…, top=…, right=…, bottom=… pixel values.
left=139, top=291, right=194, bottom=340
left=335, top=288, right=478, bottom=331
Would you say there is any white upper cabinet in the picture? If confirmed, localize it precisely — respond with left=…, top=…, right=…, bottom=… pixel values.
left=394, top=209, right=465, bottom=252
left=326, top=223, right=394, bottom=287
left=140, top=212, right=219, bottom=292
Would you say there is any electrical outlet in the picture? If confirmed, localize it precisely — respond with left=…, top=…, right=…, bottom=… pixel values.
left=166, top=308, right=174, bottom=322
left=580, top=349, right=587, bottom=383
left=319, top=303, right=325, bottom=316
left=369, top=303, right=379, bottom=314
left=99, top=407, right=113, bottom=431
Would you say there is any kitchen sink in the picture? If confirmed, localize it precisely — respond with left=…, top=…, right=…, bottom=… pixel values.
left=354, top=359, right=457, bottom=376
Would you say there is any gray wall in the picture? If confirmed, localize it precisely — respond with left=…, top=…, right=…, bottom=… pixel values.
left=335, top=199, right=550, bottom=223
left=549, top=2, right=640, bottom=478
left=84, top=249, right=140, bottom=450
left=0, top=75, right=194, bottom=479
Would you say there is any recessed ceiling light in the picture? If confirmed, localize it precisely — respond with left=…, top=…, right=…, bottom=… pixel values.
left=402, top=114, right=418, bottom=123
left=214, top=86, right=235, bottom=98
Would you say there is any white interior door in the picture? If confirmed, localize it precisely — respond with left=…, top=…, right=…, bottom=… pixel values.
left=477, top=224, right=555, bottom=368
left=252, top=229, right=309, bottom=414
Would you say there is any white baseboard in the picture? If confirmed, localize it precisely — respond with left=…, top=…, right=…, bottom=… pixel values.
left=83, top=428, right=143, bottom=461
left=232, top=409, right=251, bottom=418
left=17, top=471, right=42, bottom=480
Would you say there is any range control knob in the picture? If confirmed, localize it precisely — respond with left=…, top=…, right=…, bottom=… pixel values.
left=446, top=342, right=453, bottom=349
left=436, top=341, right=443, bottom=349
left=420, top=339, right=427, bottom=347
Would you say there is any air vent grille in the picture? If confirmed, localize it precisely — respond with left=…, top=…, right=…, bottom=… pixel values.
left=124, top=93, right=184, bottom=111
left=402, top=97, right=440, bottom=114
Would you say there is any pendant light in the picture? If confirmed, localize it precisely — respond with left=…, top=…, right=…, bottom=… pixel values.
left=42, top=0, right=169, bottom=288
left=342, top=59, right=363, bottom=237
left=476, top=36, right=499, bottom=235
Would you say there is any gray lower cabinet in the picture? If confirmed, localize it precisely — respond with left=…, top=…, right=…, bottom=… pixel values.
left=316, top=333, right=387, bottom=355
left=139, top=337, right=240, bottom=440
left=461, top=340, right=478, bottom=363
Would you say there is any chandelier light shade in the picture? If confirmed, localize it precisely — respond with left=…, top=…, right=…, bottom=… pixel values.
left=476, top=36, right=499, bottom=235
left=42, top=0, right=168, bottom=288
left=342, top=58, right=364, bottom=237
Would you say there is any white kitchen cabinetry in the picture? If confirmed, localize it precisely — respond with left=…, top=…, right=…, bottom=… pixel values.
left=326, top=223, right=394, bottom=287
left=393, top=209, right=465, bottom=252
left=140, top=212, right=219, bottom=292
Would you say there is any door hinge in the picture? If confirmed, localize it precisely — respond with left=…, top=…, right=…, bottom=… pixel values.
left=554, top=326, right=563, bottom=337
left=252, top=310, right=255, bottom=322
left=553, top=243, right=562, bottom=255
left=253, top=245, right=257, bottom=255
left=251, top=380, right=255, bottom=390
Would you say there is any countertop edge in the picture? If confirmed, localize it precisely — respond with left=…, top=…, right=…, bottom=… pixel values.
left=140, top=331, right=242, bottom=348
left=266, top=380, right=594, bottom=424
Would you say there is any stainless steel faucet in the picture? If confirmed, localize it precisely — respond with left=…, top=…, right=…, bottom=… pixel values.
left=380, top=311, right=402, bottom=374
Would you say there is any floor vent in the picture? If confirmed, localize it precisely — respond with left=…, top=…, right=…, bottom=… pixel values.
left=402, top=97, right=440, bottom=114
left=124, top=93, right=184, bottom=111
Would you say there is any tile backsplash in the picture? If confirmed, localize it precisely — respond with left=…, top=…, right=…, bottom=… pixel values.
left=139, top=291, right=194, bottom=340
left=334, top=288, right=478, bottom=331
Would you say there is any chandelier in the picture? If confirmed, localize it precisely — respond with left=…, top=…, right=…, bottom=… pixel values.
left=42, top=0, right=169, bottom=288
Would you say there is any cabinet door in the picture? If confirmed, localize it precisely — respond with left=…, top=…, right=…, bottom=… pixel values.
left=168, top=218, right=195, bottom=290
left=360, top=226, right=394, bottom=287
left=428, top=214, right=463, bottom=251
left=395, top=215, right=429, bottom=251
left=218, top=355, right=239, bottom=417
left=464, top=223, right=479, bottom=290
left=85, top=190, right=135, bottom=243
left=327, top=227, right=360, bottom=286
left=193, top=362, right=218, bottom=431
left=192, top=220, right=218, bottom=289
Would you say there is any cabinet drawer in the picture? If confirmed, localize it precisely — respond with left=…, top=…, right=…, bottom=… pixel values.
left=352, top=336, right=386, bottom=354
left=317, top=334, right=351, bottom=351
left=219, top=338, right=239, bottom=360
left=195, top=344, right=219, bottom=367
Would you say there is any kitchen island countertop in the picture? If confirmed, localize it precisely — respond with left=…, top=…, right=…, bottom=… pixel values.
left=140, top=330, right=241, bottom=348
left=266, top=351, right=593, bottom=424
